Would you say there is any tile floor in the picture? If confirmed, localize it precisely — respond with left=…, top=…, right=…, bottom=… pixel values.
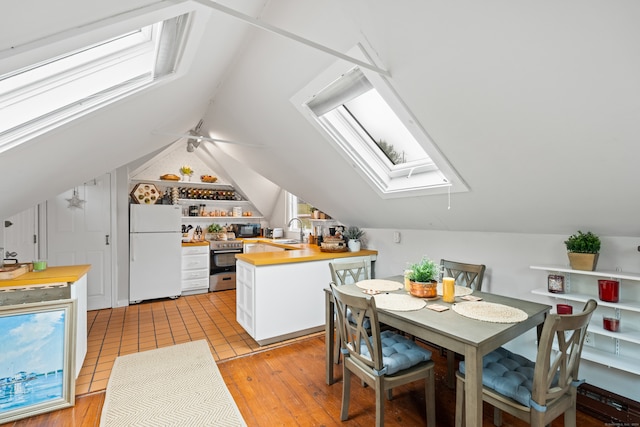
left=76, top=290, right=319, bottom=395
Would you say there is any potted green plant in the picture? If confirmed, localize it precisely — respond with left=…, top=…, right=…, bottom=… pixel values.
left=344, top=226, right=365, bottom=252
left=564, top=230, right=601, bottom=271
left=207, top=223, right=225, bottom=240
left=406, top=256, right=440, bottom=297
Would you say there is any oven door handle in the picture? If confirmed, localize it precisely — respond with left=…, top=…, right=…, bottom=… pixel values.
left=212, top=250, right=242, bottom=254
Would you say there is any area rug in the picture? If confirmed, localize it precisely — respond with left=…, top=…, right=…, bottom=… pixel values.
left=100, top=340, right=246, bottom=427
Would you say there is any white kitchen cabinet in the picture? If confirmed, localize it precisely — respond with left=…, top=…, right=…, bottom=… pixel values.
left=530, top=265, right=640, bottom=375
left=236, top=254, right=376, bottom=345
left=237, top=259, right=331, bottom=345
left=71, top=273, right=87, bottom=379
left=181, top=245, right=209, bottom=295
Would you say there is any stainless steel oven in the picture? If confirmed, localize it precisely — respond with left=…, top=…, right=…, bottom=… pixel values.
left=209, top=240, right=243, bottom=291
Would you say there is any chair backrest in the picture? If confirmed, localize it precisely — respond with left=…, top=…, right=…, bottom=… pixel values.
left=329, top=260, right=369, bottom=286
left=531, top=299, right=597, bottom=409
left=440, top=259, right=486, bottom=291
left=330, top=283, right=383, bottom=373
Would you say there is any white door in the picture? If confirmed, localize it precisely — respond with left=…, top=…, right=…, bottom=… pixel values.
left=48, top=174, right=113, bottom=310
left=3, top=207, right=38, bottom=263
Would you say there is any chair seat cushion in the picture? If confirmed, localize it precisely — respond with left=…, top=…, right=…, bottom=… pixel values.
left=360, top=331, right=432, bottom=375
left=459, top=347, right=537, bottom=407
left=347, top=308, right=371, bottom=330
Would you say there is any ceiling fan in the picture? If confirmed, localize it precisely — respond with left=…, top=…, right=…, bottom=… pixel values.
left=154, top=120, right=263, bottom=149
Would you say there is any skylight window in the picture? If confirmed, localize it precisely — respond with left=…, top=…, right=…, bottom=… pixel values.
left=292, top=47, right=468, bottom=198
left=0, top=13, right=190, bottom=154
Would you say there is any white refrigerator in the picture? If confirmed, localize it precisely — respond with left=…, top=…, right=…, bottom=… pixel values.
left=129, top=204, right=182, bottom=303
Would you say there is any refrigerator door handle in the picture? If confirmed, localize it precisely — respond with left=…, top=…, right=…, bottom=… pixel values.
left=131, top=235, right=135, bottom=261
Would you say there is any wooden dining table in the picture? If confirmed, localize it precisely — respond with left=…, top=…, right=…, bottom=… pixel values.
left=324, top=276, right=551, bottom=427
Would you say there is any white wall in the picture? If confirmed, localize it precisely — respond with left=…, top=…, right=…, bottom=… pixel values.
left=365, top=228, right=640, bottom=401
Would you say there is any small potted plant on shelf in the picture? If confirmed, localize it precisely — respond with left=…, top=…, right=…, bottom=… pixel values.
left=344, top=226, right=365, bottom=252
left=179, top=165, right=193, bottom=181
left=207, top=223, right=226, bottom=241
left=406, top=256, right=440, bottom=298
left=564, top=230, right=601, bottom=271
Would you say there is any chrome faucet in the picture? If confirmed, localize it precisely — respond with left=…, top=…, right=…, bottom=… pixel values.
left=287, top=218, right=304, bottom=242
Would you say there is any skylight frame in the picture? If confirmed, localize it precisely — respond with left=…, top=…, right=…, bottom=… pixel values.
left=291, top=44, right=468, bottom=199
left=0, top=3, right=198, bottom=154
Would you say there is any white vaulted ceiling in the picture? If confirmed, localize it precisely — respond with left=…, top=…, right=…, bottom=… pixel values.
left=2, top=0, right=640, bottom=237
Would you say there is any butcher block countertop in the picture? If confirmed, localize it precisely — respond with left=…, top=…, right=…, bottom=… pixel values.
left=0, top=264, right=91, bottom=289
left=181, top=241, right=210, bottom=247
left=236, top=240, right=377, bottom=266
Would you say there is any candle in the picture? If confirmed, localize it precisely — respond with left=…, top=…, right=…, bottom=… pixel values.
left=33, top=260, right=47, bottom=272
left=403, top=270, right=412, bottom=292
left=442, top=277, right=455, bottom=303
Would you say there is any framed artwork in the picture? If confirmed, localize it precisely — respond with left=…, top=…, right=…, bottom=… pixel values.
left=0, top=299, right=76, bottom=424
left=547, top=274, right=565, bottom=293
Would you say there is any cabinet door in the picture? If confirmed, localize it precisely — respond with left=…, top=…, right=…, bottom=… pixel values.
left=236, top=261, right=255, bottom=335
left=181, top=254, right=209, bottom=270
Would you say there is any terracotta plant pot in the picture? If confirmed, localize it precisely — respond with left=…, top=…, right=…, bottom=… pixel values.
left=568, top=252, right=599, bottom=271
left=410, top=280, right=437, bottom=298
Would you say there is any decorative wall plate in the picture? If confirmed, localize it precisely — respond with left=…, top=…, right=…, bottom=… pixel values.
left=130, top=183, right=160, bottom=204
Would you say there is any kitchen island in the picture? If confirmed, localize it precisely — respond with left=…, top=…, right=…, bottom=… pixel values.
left=235, top=241, right=377, bottom=345
left=0, top=265, right=90, bottom=378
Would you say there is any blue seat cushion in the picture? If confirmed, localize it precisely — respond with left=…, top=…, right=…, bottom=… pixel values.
left=359, top=330, right=432, bottom=375
left=459, top=346, right=551, bottom=408
left=347, top=308, right=371, bottom=330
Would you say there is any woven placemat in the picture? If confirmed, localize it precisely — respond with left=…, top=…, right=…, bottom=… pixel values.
left=374, top=293, right=426, bottom=311
left=356, top=279, right=403, bottom=292
left=452, top=301, right=528, bottom=323
left=436, top=283, right=473, bottom=297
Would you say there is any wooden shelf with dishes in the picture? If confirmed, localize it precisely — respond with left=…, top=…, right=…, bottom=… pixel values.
left=530, top=265, right=640, bottom=375
left=178, top=199, right=262, bottom=221
left=130, top=178, right=234, bottom=190
left=181, top=216, right=263, bottom=221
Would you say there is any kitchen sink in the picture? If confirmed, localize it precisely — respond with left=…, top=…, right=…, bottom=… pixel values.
left=270, top=239, right=299, bottom=244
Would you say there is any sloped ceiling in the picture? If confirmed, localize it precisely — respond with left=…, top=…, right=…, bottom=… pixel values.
left=0, top=0, right=269, bottom=219
left=203, top=0, right=640, bottom=236
left=2, top=0, right=640, bottom=238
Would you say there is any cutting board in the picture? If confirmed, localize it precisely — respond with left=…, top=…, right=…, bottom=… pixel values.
left=0, top=264, right=30, bottom=280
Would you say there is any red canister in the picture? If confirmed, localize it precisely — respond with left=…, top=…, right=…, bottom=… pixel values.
left=598, top=279, right=619, bottom=303
left=556, top=304, right=573, bottom=315
left=603, top=317, right=620, bottom=332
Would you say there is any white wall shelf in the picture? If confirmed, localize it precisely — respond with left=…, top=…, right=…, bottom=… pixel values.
left=530, top=265, right=640, bottom=281
left=181, top=216, right=263, bottom=221
left=131, top=178, right=233, bottom=190
left=178, top=199, right=250, bottom=204
left=531, top=288, right=640, bottom=313
left=530, top=265, right=640, bottom=375
left=580, top=347, right=638, bottom=374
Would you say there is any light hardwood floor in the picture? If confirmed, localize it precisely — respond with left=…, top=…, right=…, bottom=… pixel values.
left=5, top=291, right=607, bottom=426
